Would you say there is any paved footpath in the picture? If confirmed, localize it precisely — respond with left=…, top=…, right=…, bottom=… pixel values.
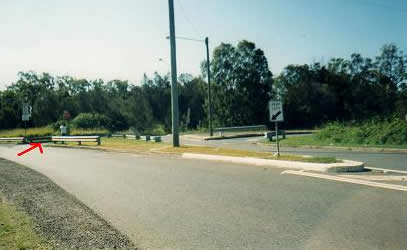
left=1, top=144, right=407, bottom=249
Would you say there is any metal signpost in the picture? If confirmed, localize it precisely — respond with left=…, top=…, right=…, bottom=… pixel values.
left=269, top=100, right=284, bottom=156
left=22, top=101, right=32, bottom=138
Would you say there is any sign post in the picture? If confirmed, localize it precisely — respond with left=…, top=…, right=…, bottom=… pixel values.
left=22, top=100, right=32, bottom=138
left=63, top=111, right=71, bottom=135
left=269, top=100, right=284, bottom=157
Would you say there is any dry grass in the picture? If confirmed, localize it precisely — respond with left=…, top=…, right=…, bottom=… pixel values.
left=158, top=145, right=338, bottom=163
left=0, top=196, right=52, bottom=249
left=50, top=137, right=338, bottom=163
left=0, top=127, right=108, bottom=137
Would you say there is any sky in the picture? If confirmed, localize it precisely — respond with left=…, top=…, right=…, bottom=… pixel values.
left=0, top=0, right=406, bottom=89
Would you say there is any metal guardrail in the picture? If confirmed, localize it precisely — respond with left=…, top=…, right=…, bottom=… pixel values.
left=52, top=136, right=101, bottom=145
left=0, top=137, right=25, bottom=143
left=109, top=134, right=161, bottom=142
left=26, top=136, right=52, bottom=143
left=214, top=125, right=267, bottom=136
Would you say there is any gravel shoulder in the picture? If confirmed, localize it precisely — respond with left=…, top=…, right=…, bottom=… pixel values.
left=0, top=157, right=137, bottom=249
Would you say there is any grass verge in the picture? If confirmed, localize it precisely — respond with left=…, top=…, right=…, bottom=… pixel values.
left=0, top=196, right=51, bottom=250
left=261, top=136, right=407, bottom=150
left=0, top=127, right=109, bottom=137
left=49, top=137, right=339, bottom=163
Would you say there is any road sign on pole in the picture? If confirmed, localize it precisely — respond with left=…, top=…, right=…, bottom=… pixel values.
left=22, top=101, right=31, bottom=139
left=269, top=100, right=284, bottom=157
left=22, top=103, right=31, bottom=121
left=269, top=100, right=284, bottom=122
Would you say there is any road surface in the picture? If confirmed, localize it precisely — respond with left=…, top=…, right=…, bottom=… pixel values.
left=1, top=144, right=406, bottom=249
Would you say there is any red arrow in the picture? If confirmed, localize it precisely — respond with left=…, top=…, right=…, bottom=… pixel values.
left=17, top=143, right=43, bottom=156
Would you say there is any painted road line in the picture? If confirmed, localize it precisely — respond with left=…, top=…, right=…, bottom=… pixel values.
left=183, top=138, right=202, bottom=143
left=247, top=139, right=259, bottom=142
left=281, top=170, right=407, bottom=192
left=338, top=175, right=407, bottom=181
left=365, top=166, right=407, bottom=175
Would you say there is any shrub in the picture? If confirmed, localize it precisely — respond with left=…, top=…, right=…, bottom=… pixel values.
left=72, top=113, right=111, bottom=129
left=143, top=124, right=167, bottom=136
left=316, top=118, right=407, bottom=145
left=50, top=120, right=66, bottom=131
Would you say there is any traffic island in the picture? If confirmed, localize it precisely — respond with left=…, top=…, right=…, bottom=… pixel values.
left=44, top=137, right=364, bottom=172
left=182, top=153, right=365, bottom=173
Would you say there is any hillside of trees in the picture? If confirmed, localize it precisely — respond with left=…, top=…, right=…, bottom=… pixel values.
left=0, top=41, right=406, bottom=132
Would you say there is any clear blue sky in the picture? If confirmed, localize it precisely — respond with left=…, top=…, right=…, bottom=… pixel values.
left=0, top=0, right=405, bottom=89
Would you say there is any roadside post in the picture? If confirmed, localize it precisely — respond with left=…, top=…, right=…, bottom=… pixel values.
left=22, top=98, right=32, bottom=139
left=268, top=100, right=284, bottom=157
left=63, top=111, right=71, bottom=135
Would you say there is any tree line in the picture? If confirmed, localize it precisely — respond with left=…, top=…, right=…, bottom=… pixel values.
left=0, top=41, right=406, bottom=132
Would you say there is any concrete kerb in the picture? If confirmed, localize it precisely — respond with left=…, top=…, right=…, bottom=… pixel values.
left=182, top=153, right=364, bottom=173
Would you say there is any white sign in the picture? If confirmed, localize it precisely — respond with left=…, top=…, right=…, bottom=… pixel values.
left=269, top=100, right=284, bottom=122
left=22, top=114, right=30, bottom=121
left=22, top=103, right=32, bottom=121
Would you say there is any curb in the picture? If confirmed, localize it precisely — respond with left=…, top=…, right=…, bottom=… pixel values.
left=204, top=133, right=265, bottom=140
left=256, top=142, right=407, bottom=154
left=182, top=153, right=364, bottom=173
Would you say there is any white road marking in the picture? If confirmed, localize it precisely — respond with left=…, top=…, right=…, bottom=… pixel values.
left=281, top=170, right=407, bottom=192
left=247, top=139, right=259, bottom=142
left=183, top=138, right=202, bottom=143
left=365, top=166, right=407, bottom=175
left=338, top=175, right=407, bottom=181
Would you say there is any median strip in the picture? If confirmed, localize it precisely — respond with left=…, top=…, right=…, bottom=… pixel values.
left=182, top=153, right=364, bottom=172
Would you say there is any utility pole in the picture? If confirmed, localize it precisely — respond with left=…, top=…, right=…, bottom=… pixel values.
left=165, top=35, right=213, bottom=137
left=168, top=0, right=180, bottom=147
left=205, top=37, right=213, bottom=136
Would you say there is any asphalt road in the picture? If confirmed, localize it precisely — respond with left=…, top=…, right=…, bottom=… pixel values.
left=1, top=144, right=406, bottom=249
left=173, top=135, right=407, bottom=171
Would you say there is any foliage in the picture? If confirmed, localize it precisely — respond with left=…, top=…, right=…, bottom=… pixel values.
left=316, top=118, right=407, bottom=145
left=209, top=40, right=273, bottom=126
left=71, top=113, right=111, bottom=129
left=0, top=71, right=207, bottom=133
left=274, top=43, right=407, bottom=129
left=0, top=42, right=406, bottom=133
left=0, top=126, right=108, bottom=137
left=143, top=124, right=167, bottom=136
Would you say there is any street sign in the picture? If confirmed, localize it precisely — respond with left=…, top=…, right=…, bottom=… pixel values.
left=22, top=103, right=32, bottom=121
left=22, top=114, right=30, bottom=121
left=269, top=100, right=284, bottom=122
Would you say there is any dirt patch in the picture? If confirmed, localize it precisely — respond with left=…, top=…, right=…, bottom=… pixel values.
left=0, top=158, right=137, bottom=249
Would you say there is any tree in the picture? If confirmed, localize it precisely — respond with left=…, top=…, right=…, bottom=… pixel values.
left=209, top=40, right=273, bottom=126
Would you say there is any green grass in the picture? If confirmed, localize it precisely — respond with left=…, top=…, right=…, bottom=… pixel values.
left=0, top=196, right=52, bottom=249
left=50, top=137, right=338, bottom=163
left=317, top=119, right=407, bottom=145
left=262, top=136, right=407, bottom=149
left=0, top=127, right=109, bottom=137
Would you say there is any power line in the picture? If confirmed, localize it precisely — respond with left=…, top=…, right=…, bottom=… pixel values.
left=176, top=0, right=203, bottom=38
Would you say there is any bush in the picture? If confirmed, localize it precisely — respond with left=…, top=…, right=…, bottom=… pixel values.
left=316, top=118, right=407, bottom=145
left=50, top=120, right=66, bottom=131
left=143, top=124, right=167, bottom=136
left=72, top=113, right=111, bottom=129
